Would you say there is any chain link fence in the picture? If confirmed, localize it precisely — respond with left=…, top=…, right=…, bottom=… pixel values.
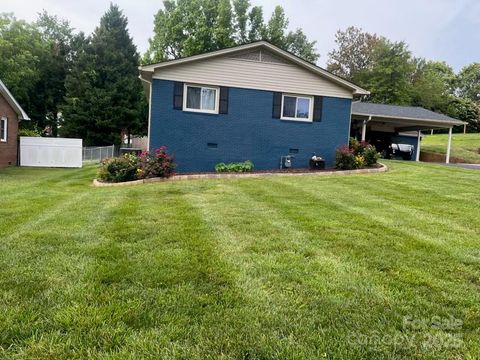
left=82, top=145, right=115, bottom=162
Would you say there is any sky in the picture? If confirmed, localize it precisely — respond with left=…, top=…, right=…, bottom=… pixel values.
left=2, top=0, right=479, bottom=71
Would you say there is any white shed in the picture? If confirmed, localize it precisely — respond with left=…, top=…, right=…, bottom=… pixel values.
left=20, top=137, right=82, bottom=168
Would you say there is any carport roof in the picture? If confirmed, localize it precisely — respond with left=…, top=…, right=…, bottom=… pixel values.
left=351, top=102, right=465, bottom=129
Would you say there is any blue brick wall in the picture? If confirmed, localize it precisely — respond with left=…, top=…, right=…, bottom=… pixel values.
left=150, top=79, right=352, bottom=172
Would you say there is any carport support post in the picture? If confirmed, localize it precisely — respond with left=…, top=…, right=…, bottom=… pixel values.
left=416, top=131, right=421, bottom=162
left=361, top=116, right=371, bottom=142
left=446, top=127, right=453, bottom=164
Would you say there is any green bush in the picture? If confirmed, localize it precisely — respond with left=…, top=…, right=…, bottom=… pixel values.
left=98, top=155, right=138, bottom=183
left=362, top=144, right=380, bottom=166
left=215, top=160, right=254, bottom=173
left=18, top=128, right=41, bottom=137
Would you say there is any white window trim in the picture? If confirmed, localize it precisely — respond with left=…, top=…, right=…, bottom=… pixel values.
left=0, top=117, right=7, bottom=142
left=183, top=83, right=220, bottom=114
left=280, top=94, right=314, bottom=122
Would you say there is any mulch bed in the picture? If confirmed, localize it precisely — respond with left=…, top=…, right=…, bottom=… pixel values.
left=177, top=164, right=382, bottom=176
left=93, top=163, right=386, bottom=187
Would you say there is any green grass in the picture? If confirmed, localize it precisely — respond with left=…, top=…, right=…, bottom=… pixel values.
left=422, top=133, right=480, bottom=163
left=1, top=162, right=479, bottom=359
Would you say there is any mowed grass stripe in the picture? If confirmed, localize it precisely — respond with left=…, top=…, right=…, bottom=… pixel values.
left=184, top=180, right=411, bottom=358
left=233, top=176, right=476, bottom=358
left=272, top=172, right=477, bottom=245
left=31, top=183, right=250, bottom=358
left=0, top=187, right=126, bottom=356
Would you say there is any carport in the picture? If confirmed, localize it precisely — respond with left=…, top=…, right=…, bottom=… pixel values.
left=351, top=102, right=466, bottom=163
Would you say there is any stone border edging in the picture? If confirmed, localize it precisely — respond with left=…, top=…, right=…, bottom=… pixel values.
left=92, top=163, right=387, bottom=187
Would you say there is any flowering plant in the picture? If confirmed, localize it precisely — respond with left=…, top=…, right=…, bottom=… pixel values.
left=137, top=147, right=176, bottom=179
left=97, top=147, right=175, bottom=183
left=335, top=138, right=379, bottom=170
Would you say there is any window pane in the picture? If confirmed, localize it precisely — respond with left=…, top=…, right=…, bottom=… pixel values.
left=283, top=96, right=296, bottom=118
left=186, top=86, right=201, bottom=109
left=201, top=88, right=216, bottom=110
left=0, top=120, right=5, bottom=140
left=296, top=98, right=310, bottom=119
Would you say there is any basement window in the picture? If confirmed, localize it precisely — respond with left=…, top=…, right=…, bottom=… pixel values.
left=183, top=84, right=219, bottom=114
left=0, top=117, right=7, bottom=142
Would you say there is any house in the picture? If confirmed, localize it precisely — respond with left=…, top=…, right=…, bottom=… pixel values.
left=139, top=41, right=464, bottom=172
left=0, top=80, right=30, bottom=167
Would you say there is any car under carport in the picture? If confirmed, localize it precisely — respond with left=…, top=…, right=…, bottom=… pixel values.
left=350, top=102, right=466, bottom=163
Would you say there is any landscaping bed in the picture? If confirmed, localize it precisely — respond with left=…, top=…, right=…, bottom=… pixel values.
left=93, top=163, right=387, bottom=186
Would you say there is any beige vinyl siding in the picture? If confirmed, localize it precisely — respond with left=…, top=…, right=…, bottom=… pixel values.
left=152, top=57, right=354, bottom=99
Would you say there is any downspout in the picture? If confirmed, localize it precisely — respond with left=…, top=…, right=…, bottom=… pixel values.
left=139, top=73, right=153, bottom=151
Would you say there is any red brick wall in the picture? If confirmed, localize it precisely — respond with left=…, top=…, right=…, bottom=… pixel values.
left=0, top=94, right=19, bottom=167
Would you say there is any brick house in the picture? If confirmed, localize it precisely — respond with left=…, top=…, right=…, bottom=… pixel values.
left=0, top=80, right=30, bottom=167
left=139, top=41, right=464, bottom=172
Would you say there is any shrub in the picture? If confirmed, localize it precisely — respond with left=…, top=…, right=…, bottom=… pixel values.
left=97, top=147, right=175, bottom=183
left=137, top=147, right=175, bottom=179
left=353, top=154, right=366, bottom=168
left=98, top=154, right=138, bottom=183
left=336, top=138, right=380, bottom=169
left=335, top=145, right=356, bottom=170
left=215, top=160, right=254, bottom=173
left=18, top=128, right=41, bottom=137
left=362, top=144, right=380, bottom=166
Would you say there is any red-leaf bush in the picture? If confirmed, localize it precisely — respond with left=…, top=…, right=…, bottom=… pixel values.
left=136, top=147, right=176, bottom=179
left=335, top=138, right=379, bottom=170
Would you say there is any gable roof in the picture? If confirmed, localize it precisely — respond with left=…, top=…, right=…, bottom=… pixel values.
left=139, top=41, right=369, bottom=96
left=351, top=102, right=465, bottom=126
left=0, top=79, right=30, bottom=121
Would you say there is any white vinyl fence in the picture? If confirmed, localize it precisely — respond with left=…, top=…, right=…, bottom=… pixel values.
left=20, top=137, right=82, bottom=168
left=82, top=145, right=115, bottom=162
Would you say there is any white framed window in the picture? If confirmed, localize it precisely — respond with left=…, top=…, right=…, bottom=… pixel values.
left=0, top=117, right=7, bottom=142
left=183, top=84, right=219, bottom=114
left=281, top=94, right=313, bottom=122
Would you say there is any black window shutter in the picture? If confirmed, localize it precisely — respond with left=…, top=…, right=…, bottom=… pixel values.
left=313, top=96, right=323, bottom=122
left=272, top=92, right=282, bottom=118
left=219, top=87, right=229, bottom=114
left=173, top=82, right=184, bottom=110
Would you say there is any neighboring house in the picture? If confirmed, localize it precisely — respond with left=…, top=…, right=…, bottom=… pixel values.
left=0, top=80, right=30, bottom=167
left=139, top=41, right=464, bottom=172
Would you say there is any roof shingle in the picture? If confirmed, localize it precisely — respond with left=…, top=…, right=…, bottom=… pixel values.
left=351, top=102, right=463, bottom=124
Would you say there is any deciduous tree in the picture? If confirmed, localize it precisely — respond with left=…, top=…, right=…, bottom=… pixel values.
left=144, top=0, right=319, bottom=64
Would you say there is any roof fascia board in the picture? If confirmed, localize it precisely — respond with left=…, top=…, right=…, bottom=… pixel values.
left=351, top=111, right=465, bottom=126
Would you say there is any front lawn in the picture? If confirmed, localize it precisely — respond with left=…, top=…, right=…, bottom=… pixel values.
left=422, top=133, right=480, bottom=163
left=1, top=162, right=479, bottom=359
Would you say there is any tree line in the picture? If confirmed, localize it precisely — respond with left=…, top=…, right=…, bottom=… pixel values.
left=0, top=2, right=478, bottom=146
left=327, top=27, right=480, bottom=131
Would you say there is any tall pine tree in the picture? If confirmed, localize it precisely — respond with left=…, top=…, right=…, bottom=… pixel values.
left=61, top=4, right=146, bottom=145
